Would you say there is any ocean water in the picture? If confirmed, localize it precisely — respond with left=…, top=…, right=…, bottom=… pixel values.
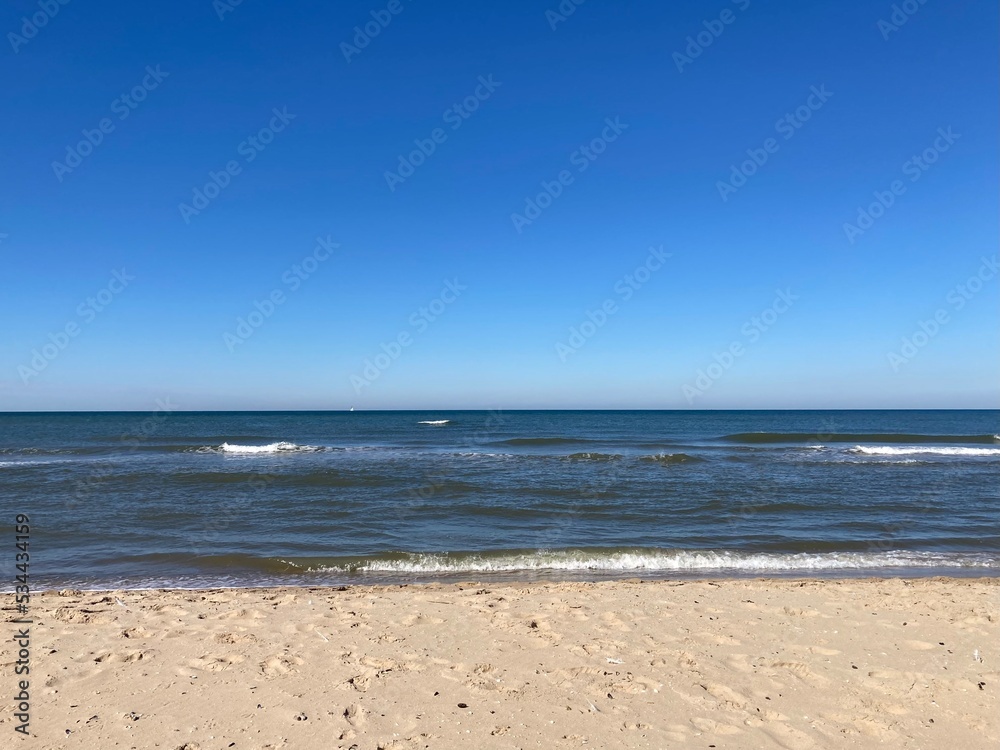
left=2, top=410, right=999, bottom=589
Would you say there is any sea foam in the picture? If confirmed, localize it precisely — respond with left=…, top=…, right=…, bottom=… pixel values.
left=217, top=442, right=324, bottom=454
left=850, top=445, right=1000, bottom=457
left=312, top=549, right=995, bottom=575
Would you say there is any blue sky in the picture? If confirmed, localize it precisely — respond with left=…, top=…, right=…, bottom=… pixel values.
left=1, top=0, right=997, bottom=410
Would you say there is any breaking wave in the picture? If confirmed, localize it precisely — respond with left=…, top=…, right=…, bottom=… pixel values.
left=213, top=442, right=327, bottom=455
left=722, top=432, right=1000, bottom=445
left=849, top=445, right=1000, bottom=457
left=302, top=549, right=997, bottom=575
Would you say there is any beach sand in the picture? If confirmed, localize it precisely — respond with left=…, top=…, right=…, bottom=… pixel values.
left=3, top=577, right=997, bottom=749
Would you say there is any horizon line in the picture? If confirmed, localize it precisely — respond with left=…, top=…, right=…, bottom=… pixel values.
left=2, top=407, right=998, bottom=415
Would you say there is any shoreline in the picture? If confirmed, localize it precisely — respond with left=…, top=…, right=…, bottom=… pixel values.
left=15, top=566, right=1000, bottom=595
left=5, top=577, right=997, bottom=748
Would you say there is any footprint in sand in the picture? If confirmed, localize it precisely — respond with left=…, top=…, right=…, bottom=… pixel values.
left=188, top=653, right=245, bottom=672
left=611, top=674, right=660, bottom=695
left=768, top=660, right=828, bottom=686
left=149, top=603, right=189, bottom=617
left=215, top=632, right=258, bottom=644
left=700, top=681, right=751, bottom=709
left=674, top=651, right=700, bottom=670
left=548, top=665, right=605, bottom=690
left=344, top=672, right=373, bottom=692
left=94, top=649, right=148, bottom=664
left=260, top=654, right=305, bottom=678
left=53, top=608, right=113, bottom=625
left=358, top=654, right=420, bottom=673
left=466, top=664, right=506, bottom=692
left=343, top=702, right=365, bottom=727
left=598, top=611, right=631, bottom=631
left=782, top=606, right=822, bottom=617
left=212, top=608, right=266, bottom=621
left=723, top=653, right=754, bottom=673
left=401, top=613, right=445, bottom=626
left=689, top=716, right=742, bottom=735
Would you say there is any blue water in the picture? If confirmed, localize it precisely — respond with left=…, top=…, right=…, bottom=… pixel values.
left=2, top=410, right=998, bottom=589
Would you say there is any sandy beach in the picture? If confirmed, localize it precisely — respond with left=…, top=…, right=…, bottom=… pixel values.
left=2, top=577, right=997, bottom=749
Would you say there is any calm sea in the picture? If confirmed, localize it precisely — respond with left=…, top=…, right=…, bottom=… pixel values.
left=2, top=410, right=998, bottom=589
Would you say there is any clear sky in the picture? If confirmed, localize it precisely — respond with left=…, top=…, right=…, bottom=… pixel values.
left=1, top=0, right=997, bottom=411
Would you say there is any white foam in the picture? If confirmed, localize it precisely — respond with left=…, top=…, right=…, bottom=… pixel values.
left=418, top=420, right=451, bottom=425
left=217, top=442, right=322, bottom=454
left=850, top=445, right=1000, bottom=457
left=318, top=549, right=996, bottom=575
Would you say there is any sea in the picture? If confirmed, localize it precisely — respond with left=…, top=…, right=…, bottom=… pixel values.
left=2, top=410, right=998, bottom=590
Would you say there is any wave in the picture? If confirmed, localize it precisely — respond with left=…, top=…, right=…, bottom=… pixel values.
left=3, top=444, right=248, bottom=456
left=0, top=459, right=62, bottom=468
left=22, top=548, right=1000, bottom=591
left=214, top=442, right=327, bottom=455
left=293, top=548, right=998, bottom=575
left=722, top=432, right=1000, bottom=445
left=849, top=445, right=1000, bottom=457
left=565, top=452, right=623, bottom=462
left=417, top=420, right=451, bottom=425
left=639, top=453, right=705, bottom=465
left=123, top=549, right=994, bottom=577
